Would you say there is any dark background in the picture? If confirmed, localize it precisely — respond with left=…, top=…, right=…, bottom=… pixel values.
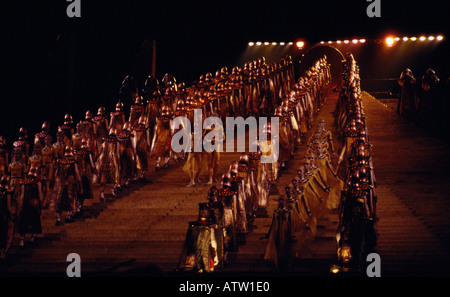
left=1, top=0, right=449, bottom=145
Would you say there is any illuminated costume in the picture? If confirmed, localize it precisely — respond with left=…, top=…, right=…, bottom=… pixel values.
left=292, top=177, right=317, bottom=237
left=264, top=193, right=290, bottom=269
left=13, top=127, right=29, bottom=164
left=9, top=147, right=27, bottom=203
left=17, top=165, right=43, bottom=246
left=59, top=114, right=74, bottom=146
left=52, top=145, right=82, bottom=225
left=177, top=202, right=219, bottom=273
left=183, top=133, right=202, bottom=187
left=72, top=122, right=85, bottom=151
left=109, top=101, right=126, bottom=133
left=117, top=122, right=136, bottom=188
left=207, top=186, right=225, bottom=267
left=92, top=106, right=109, bottom=160
left=150, top=105, right=172, bottom=171
left=74, top=138, right=96, bottom=214
left=237, top=154, right=258, bottom=221
left=98, top=129, right=120, bottom=199
left=52, top=131, right=66, bottom=159
left=132, top=115, right=151, bottom=181
left=142, top=75, right=161, bottom=140
left=218, top=175, right=238, bottom=257
left=296, top=165, right=327, bottom=219
left=27, top=143, right=44, bottom=184
left=34, top=121, right=50, bottom=149
left=258, top=123, right=278, bottom=207
left=202, top=121, right=223, bottom=184
left=229, top=161, right=248, bottom=234
left=41, top=134, right=56, bottom=208
left=129, top=96, right=146, bottom=128
left=81, top=110, right=96, bottom=154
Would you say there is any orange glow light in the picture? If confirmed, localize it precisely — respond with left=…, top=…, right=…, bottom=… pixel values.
left=385, top=37, right=394, bottom=47
left=296, top=41, right=305, bottom=48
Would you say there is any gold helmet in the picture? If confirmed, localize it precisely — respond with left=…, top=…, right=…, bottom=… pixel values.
left=64, top=144, right=74, bottom=157
left=64, top=114, right=73, bottom=125
left=97, top=106, right=106, bottom=116
left=116, top=101, right=124, bottom=111
left=85, top=110, right=93, bottom=120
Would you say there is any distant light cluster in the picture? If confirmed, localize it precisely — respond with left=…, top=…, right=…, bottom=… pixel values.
left=248, top=34, right=444, bottom=49
left=385, top=35, right=444, bottom=46
left=248, top=41, right=294, bottom=47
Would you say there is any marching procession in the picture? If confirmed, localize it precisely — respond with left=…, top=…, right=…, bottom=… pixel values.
left=0, top=48, right=378, bottom=275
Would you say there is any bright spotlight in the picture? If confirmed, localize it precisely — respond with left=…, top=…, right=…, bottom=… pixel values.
left=344, top=40, right=349, bottom=44
left=419, top=36, right=426, bottom=41
left=288, top=42, right=293, bottom=45
left=359, top=39, right=366, bottom=43
left=320, top=41, right=325, bottom=44
left=272, top=42, right=277, bottom=45
left=410, top=37, right=417, bottom=41
left=248, top=42, right=255, bottom=46
left=336, top=40, right=342, bottom=44
left=296, top=41, right=305, bottom=48
left=385, top=37, right=394, bottom=47
left=328, top=41, right=333, bottom=44
left=256, top=41, right=262, bottom=46
left=264, top=42, right=269, bottom=45
left=437, top=35, right=444, bottom=41
left=403, top=37, right=409, bottom=41
left=279, top=42, right=285, bottom=45
left=352, top=39, right=358, bottom=44
left=428, top=36, right=434, bottom=41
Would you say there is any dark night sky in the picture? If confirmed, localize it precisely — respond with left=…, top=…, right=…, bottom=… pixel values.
left=0, top=0, right=449, bottom=144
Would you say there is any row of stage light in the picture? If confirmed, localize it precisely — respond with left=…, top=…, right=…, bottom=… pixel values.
left=248, top=41, right=304, bottom=48
left=249, top=34, right=444, bottom=49
left=384, top=35, right=444, bottom=46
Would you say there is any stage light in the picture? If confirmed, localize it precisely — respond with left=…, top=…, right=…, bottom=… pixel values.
left=336, top=40, right=342, bottom=44
left=288, top=42, right=293, bottom=45
left=320, top=41, right=325, bottom=44
left=352, top=39, right=358, bottom=44
left=328, top=41, right=333, bottom=44
left=410, top=37, right=417, bottom=41
left=264, top=42, right=269, bottom=45
left=437, top=35, right=444, bottom=41
left=296, top=41, right=305, bottom=48
left=385, top=37, right=394, bottom=47
left=394, top=37, right=400, bottom=41
left=279, top=42, right=285, bottom=45
left=272, top=42, right=277, bottom=45
left=419, top=36, right=426, bottom=41
left=428, top=36, right=434, bottom=41
left=359, top=39, right=366, bottom=43
left=344, top=40, right=349, bottom=44
left=248, top=42, right=255, bottom=46
left=403, top=37, right=408, bottom=41
left=256, top=41, right=262, bottom=46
